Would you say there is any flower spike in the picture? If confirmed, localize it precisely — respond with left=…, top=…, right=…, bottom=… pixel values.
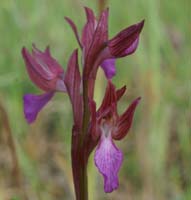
left=22, top=7, right=144, bottom=197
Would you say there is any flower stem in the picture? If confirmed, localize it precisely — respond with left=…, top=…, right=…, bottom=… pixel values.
left=72, top=55, right=98, bottom=199
left=78, top=160, right=88, bottom=200
left=72, top=130, right=88, bottom=200
left=72, top=160, right=88, bottom=200
left=81, top=79, right=90, bottom=146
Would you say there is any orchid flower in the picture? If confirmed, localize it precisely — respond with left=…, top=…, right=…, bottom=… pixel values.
left=89, top=81, right=141, bottom=192
left=65, top=7, right=144, bottom=79
left=21, top=6, right=144, bottom=199
left=22, top=45, right=66, bottom=123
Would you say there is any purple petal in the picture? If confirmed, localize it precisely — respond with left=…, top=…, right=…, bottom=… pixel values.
left=97, top=80, right=117, bottom=117
left=64, top=49, right=82, bottom=127
left=22, top=47, right=64, bottom=92
left=108, top=20, right=144, bottom=58
left=94, top=135, right=123, bottom=193
left=113, top=97, right=141, bottom=140
left=23, top=92, right=54, bottom=124
left=101, top=59, right=116, bottom=79
left=83, top=8, right=109, bottom=78
left=81, top=7, right=96, bottom=50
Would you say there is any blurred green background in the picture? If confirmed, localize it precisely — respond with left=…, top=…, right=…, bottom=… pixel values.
left=0, top=0, right=190, bottom=199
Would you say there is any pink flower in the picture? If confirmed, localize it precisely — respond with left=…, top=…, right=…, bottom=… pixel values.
left=89, top=81, right=141, bottom=192
left=22, top=45, right=66, bottom=123
left=21, top=6, right=144, bottom=196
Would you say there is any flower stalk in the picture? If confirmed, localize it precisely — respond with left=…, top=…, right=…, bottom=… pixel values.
left=71, top=131, right=88, bottom=200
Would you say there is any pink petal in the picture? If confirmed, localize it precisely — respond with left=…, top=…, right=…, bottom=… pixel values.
left=116, top=85, right=126, bottom=101
left=22, top=47, right=65, bottom=92
left=83, top=8, right=109, bottom=78
left=64, top=49, right=82, bottom=127
left=81, top=7, right=96, bottom=51
left=97, top=80, right=117, bottom=117
left=124, top=37, right=139, bottom=55
left=94, top=135, right=123, bottom=193
left=32, top=45, right=64, bottom=77
left=108, top=20, right=144, bottom=58
left=113, top=97, right=141, bottom=140
left=23, top=92, right=54, bottom=124
left=89, top=100, right=102, bottom=140
left=100, top=58, right=116, bottom=79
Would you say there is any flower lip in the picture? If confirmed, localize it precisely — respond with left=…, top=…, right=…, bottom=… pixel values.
left=94, top=135, right=123, bottom=193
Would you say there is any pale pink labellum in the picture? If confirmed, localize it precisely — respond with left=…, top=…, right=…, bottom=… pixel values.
left=94, top=135, right=123, bottom=193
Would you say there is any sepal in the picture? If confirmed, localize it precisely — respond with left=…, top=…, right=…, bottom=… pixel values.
left=108, top=20, right=144, bottom=57
left=64, top=49, right=82, bottom=127
left=112, top=97, right=141, bottom=140
left=22, top=46, right=65, bottom=92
